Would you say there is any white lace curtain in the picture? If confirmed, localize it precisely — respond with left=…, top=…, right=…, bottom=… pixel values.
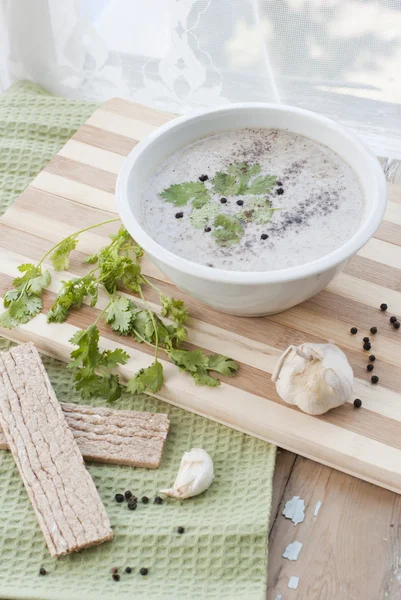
left=1, top=0, right=401, bottom=157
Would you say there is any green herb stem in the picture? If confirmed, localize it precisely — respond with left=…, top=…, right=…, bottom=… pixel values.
left=142, top=275, right=162, bottom=297
left=38, top=217, right=121, bottom=267
left=139, top=286, right=159, bottom=360
left=93, top=301, right=112, bottom=327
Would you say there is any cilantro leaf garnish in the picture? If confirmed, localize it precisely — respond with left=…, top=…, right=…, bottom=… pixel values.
left=207, top=354, right=240, bottom=376
left=126, top=360, right=163, bottom=394
left=0, top=263, right=50, bottom=329
left=50, top=236, right=78, bottom=271
left=161, top=182, right=210, bottom=208
left=211, top=172, right=238, bottom=196
left=211, top=161, right=276, bottom=197
left=212, top=214, right=244, bottom=246
left=160, top=295, right=188, bottom=325
left=239, top=198, right=281, bottom=225
left=106, top=295, right=136, bottom=334
left=47, top=274, right=98, bottom=323
left=189, top=202, right=220, bottom=229
left=68, top=324, right=129, bottom=402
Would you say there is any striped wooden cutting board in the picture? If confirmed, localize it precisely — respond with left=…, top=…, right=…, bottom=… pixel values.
left=1, top=98, right=401, bottom=492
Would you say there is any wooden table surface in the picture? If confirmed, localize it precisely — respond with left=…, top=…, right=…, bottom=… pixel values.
left=267, top=161, right=401, bottom=600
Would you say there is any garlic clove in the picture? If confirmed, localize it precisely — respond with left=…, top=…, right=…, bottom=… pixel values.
left=160, top=448, right=214, bottom=500
left=272, top=342, right=353, bottom=415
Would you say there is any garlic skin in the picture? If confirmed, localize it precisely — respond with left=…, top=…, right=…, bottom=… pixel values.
left=271, top=342, right=353, bottom=415
left=160, top=448, right=214, bottom=500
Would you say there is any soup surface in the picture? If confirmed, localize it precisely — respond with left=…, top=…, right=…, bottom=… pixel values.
left=140, top=128, right=364, bottom=271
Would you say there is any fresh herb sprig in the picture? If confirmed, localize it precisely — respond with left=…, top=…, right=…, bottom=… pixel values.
left=0, top=219, right=239, bottom=400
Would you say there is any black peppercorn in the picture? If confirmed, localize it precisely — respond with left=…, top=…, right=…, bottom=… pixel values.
left=177, top=526, right=185, bottom=534
left=199, top=174, right=208, bottom=182
left=369, top=355, right=376, bottom=362
left=380, top=303, right=388, bottom=311
left=124, top=491, right=132, bottom=501
left=112, top=573, right=120, bottom=582
left=204, top=226, right=211, bottom=233
left=111, top=567, right=118, bottom=574
left=371, top=375, right=379, bottom=384
left=39, top=567, right=47, bottom=576
left=350, top=327, right=358, bottom=334
left=125, top=567, right=132, bottom=574
left=363, top=342, right=371, bottom=351
left=353, top=398, right=362, bottom=408
left=154, top=496, right=163, bottom=505
left=276, top=188, right=284, bottom=195
left=370, top=327, right=377, bottom=334
left=363, top=337, right=370, bottom=343
left=115, top=493, right=124, bottom=503
left=261, top=233, right=269, bottom=240
left=236, top=200, right=244, bottom=206
left=128, top=498, right=137, bottom=510
left=390, top=316, right=397, bottom=323
left=141, top=496, right=149, bottom=504
left=394, top=321, right=400, bottom=329
left=276, top=181, right=283, bottom=186
left=367, top=364, right=374, bottom=372
left=175, top=212, right=184, bottom=219
left=140, top=568, right=149, bottom=576
left=220, top=197, right=227, bottom=204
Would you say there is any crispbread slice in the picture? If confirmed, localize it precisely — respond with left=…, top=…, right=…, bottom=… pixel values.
left=0, top=402, right=169, bottom=468
left=0, top=342, right=113, bottom=557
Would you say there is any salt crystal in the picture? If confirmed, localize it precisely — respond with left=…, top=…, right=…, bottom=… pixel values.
left=313, top=500, right=322, bottom=517
left=288, top=576, right=299, bottom=590
left=283, top=540, right=303, bottom=561
left=283, top=496, right=305, bottom=525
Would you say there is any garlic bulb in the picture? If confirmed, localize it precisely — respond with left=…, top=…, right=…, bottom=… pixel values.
left=271, top=342, right=353, bottom=415
left=160, top=448, right=214, bottom=499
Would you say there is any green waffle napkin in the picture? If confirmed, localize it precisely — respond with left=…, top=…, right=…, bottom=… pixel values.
left=0, top=81, right=276, bottom=600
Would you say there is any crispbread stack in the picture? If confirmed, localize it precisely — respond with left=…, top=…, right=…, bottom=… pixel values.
left=0, top=342, right=113, bottom=557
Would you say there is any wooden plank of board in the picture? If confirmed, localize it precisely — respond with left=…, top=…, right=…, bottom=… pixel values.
left=0, top=402, right=169, bottom=468
left=0, top=343, right=113, bottom=557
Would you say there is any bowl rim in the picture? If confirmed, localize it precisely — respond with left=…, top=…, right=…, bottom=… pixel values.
left=117, top=102, right=387, bottom=285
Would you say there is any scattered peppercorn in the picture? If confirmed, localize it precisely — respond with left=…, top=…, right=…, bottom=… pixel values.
left=276, top=188, right=284, bottom=195
left=39, top=567, right=47, bottom=576
left=261, top=233, right=269, bottom=240
left=367, top=364, right=374, bottom=372
left=154, top=496, right=163, bottom=505
left=350, top=327, right=358, bottom=334
left=370, top=327, right=377, bottom=334
left=390, top=316, right=397, bottom=323
left=276, top=181, right=283, bottom=186
left=127, top=498, right=137, bottom=510
left=140, top=568, right=149, bottom=576
left=363, top=342, right=371, bottom=351
left=175, top=212, right=184, bottom=219
left=394, top=321, right=400, bottom=330
left=380, top=303, right=388, bottom=311
left=115, top=493, right=124, bottom=503
left=112, top=574, right=120, bottom=582
left=369, top=355, right=376, bottom=362
left=177, top=527, right=185, bottom=534
left=124, top=491, right=132, bottom=501
left=353, top=398, right=362, bottom=408
left=371, top=375, right=379, bottom=384
left=220, top=197, right=227, bottom=204
left=363, top=337, right=369, bottom=343
left=142, top=496, right=149, bottom=504
left=199, top=174, right=208, bottom=182
left=125, top=567, right=132, bottom=574
left=204, top=226, right=211, bottom=233
left=236, top=200, right=244, bottom=206
left=111, top=567, right=118, bottom=574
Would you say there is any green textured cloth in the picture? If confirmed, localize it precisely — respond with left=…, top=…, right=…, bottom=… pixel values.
left=0, top=81, right=276, bottom=600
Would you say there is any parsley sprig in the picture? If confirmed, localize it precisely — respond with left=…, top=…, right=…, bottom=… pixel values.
left=1, top=219, right=239, bottom=400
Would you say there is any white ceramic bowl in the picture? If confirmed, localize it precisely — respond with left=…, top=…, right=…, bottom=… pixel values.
left=117, top=103, right=386, bottom=316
